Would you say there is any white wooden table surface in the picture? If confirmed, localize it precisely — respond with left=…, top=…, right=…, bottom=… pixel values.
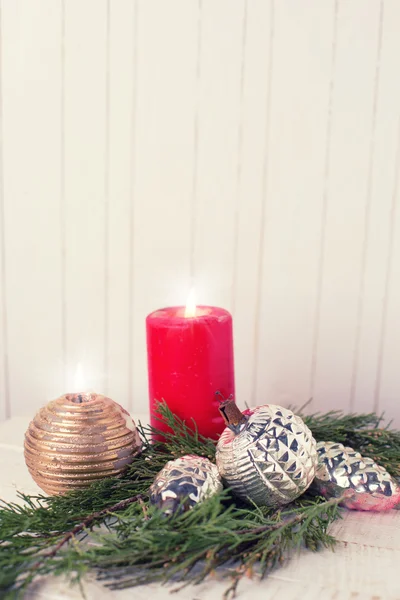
left=1, top=415, right=400, bottom=600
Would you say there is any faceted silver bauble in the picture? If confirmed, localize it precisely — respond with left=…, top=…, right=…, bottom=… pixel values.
left=216, top=405, right=318, bottom=507
left=312, top=441, right=400, bottom=511
left=149, top=454, right=223, bottom=515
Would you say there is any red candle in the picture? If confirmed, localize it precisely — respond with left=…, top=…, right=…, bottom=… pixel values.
left=146, top=302, right=235, bottom=440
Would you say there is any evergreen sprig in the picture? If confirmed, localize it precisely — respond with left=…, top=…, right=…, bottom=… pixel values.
left=300, top=409, right=400, bottom=477
left=0, top=403, right=399, bottom=599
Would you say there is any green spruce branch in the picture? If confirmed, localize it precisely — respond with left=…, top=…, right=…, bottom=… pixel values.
left=300, top=408, right=400, bottom=477
left=1, top=403, right=399, bottom=599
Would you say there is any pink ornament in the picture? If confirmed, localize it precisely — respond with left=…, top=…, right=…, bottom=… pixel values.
left=312, top=442, right=400, bottom=512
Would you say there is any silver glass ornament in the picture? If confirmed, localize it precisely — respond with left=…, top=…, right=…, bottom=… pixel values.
left=216, top=401, right=318, bottom=508
left=149, top=454, right=223, bottom=515
left=312, top=441, right=400, bottom=511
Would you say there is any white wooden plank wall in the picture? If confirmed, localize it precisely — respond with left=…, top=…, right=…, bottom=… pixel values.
left=1, top=0, right=64, bottom=418
left=0, top=0, right=399, bottom=424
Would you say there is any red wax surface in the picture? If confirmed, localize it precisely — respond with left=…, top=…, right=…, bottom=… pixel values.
left=146, top=306, right=235, bottom=440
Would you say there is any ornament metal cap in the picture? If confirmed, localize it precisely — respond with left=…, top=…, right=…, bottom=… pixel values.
left=217, top=395, right=247, bottom=433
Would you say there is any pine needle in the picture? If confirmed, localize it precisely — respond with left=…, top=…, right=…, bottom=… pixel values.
left=0, top=402, right=399, bottom=599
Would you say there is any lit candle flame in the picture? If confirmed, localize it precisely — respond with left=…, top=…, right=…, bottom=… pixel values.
left=74, top=363, right=86, bottom=390
left=185, top=288, right=197, bottom=318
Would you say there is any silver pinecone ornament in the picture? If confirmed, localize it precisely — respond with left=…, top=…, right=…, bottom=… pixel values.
left=312, top=441, right=400, bottom=511
left=216, top=400, right=318, bottom=508
left=150, top=454, right=223, bottom=515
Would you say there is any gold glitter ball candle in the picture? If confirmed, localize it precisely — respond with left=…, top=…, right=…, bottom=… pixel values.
left=24, top=393, right=142, bottom=495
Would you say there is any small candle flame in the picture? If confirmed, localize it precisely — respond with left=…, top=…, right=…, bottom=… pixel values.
left=185, top=288, right=197, bottom=318
left=74, top=363, right=86, bottom=390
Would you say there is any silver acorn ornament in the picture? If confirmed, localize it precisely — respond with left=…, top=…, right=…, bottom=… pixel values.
left=312, top=441, right=400, bottom=511
left=216, top=400, right=318, bottom=508
left=149, top=454, right=223, bottom=515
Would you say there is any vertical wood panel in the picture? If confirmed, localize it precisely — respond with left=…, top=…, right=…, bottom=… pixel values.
left=64, top=0, right=107, bottom=391
left=351, top=0, right=400, bottom=416
left=233, top=0, right=272, bottom=409
left=2, top=0, right=63, bottom=415
left=131, top=0, right=198, bottom=411
left=255, top=1, right=334, bottom=408
left=0, top=4, right=7, bottom=420
left=312, top=0, right=381, bottom=412
left=107, top=0, right=137, bottom=406
left=377, top=118, right=400, bottom=424
left=0, top=0, right=7, bottom=420
left=192, top=0, right=244, bottom=308
left=2, top=0, right=400, bottom=420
